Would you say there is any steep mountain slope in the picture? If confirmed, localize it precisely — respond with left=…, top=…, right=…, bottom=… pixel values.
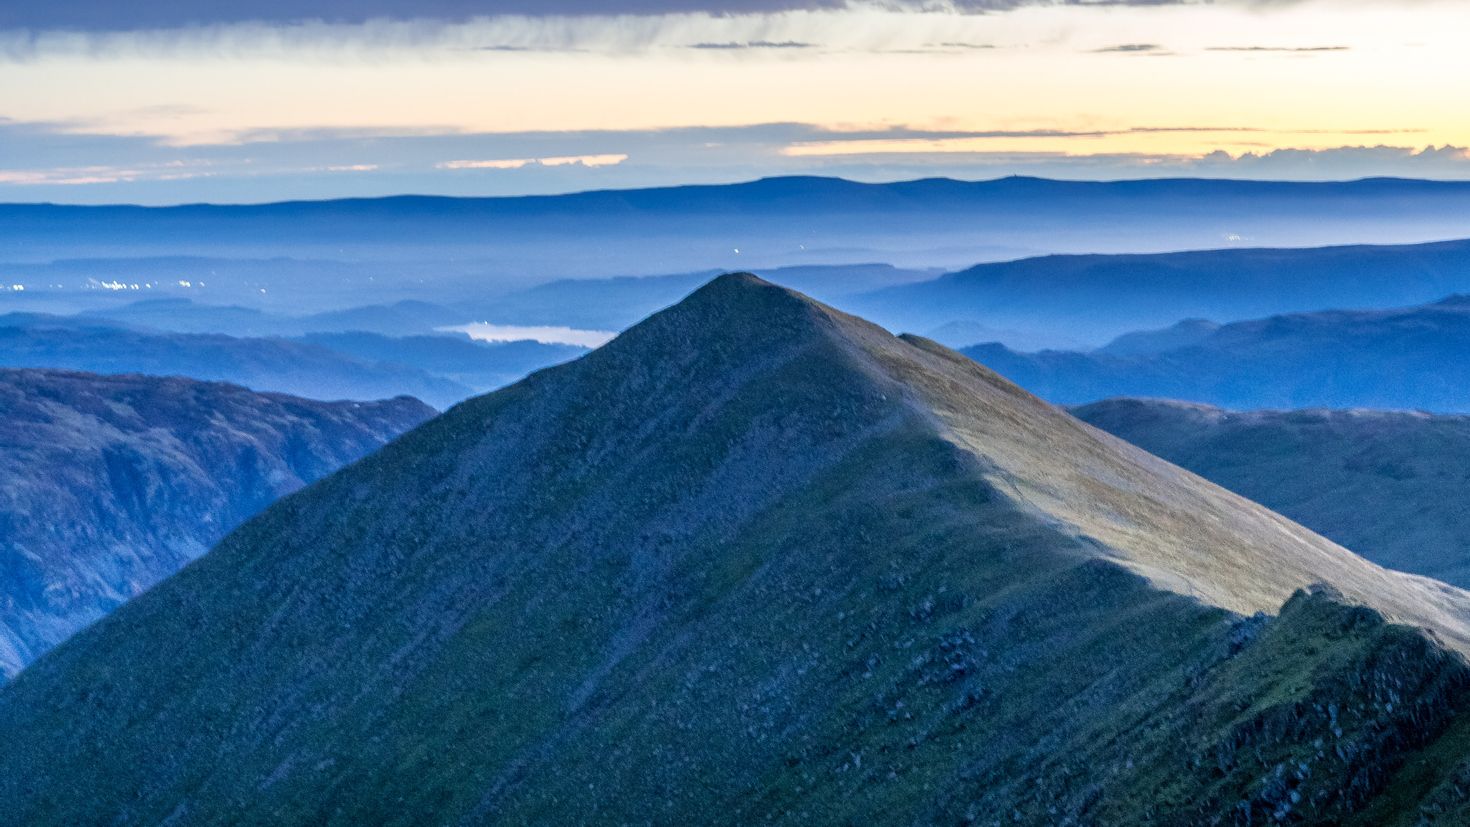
left=4, top=276, right=1470, bottom=824
left=1075, top=399, right=1470, bottom=588
left=964, top=295, right=1470, bottom=410
left=0, top=369, right=434, bottom=679
left=854, top=239, right=1470, bottom=348
left=0, top=313, right=472, bottom=406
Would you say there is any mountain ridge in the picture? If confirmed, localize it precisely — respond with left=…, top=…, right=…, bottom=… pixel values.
left=854, top=238, right=1470, bottom=347
left=5, top=275, right=1470, bottom=823
left=10, top=174, right=1470, bottom=211
left=963, top=293, right=1470, bottom=411
left=12, top=177, right=1470, bottom=280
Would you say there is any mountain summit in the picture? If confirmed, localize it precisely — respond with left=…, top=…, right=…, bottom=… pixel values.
left=4, top=274, right=1470, bottom=824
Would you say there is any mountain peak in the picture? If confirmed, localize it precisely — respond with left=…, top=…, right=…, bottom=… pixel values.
left=666, top=271, right=824, bottom=327
left=7, top=276, right=1470, bottom=822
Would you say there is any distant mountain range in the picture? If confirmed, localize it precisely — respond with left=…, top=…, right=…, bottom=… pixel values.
left=297, top=331, right=586, bottom=395
left=9, top=177, right=1470, bottom=285
left=10, top=221, right=1470, bottom=359
left=0, top=369, right=434, bottom=679
left=0, top=313, right=470, bottom=406
left=52, top=264, right=935, bottom=337
left=0, top=312, right=584, bottom=408
left=1077, top=399, right=1470, bottom=588
left=6, top=276, right=1470, bottom=823
left=78, top=297, right=469, bottom=339
left=964, top=294, right=1470, bottom=411
left=850, top=238, right=1470, bottom=347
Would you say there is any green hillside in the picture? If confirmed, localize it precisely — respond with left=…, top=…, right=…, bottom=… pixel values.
left=1075, top=399, right=1470, bottom=588
left=4, top=275, right=1470, bottom=824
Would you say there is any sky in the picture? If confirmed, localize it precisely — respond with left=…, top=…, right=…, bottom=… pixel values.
left=1, top=0, right=1468, bottom=203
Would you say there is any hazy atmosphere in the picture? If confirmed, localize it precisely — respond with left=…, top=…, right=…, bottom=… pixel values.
left=7, top=2, right=1470, bottom=825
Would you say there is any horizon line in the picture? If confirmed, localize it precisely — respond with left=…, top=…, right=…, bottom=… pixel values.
left=3, top=173, right=1469, bottom=210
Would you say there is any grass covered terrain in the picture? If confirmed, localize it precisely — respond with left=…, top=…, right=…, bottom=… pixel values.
left=1076, top=399, right=1470, bottom=587
left=3, top=276, right=1470, bottom=824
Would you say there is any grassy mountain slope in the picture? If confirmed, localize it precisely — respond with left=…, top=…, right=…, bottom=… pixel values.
left=3, top=276, right=1470, bottom=824
left=964, top=295, right=1470, bottom=411
left=0, top=369, right=433, bottom=678
left=1075, top=399, right=1470, bottom=588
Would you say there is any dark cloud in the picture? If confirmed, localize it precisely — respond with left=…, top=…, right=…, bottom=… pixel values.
left=1090, top=43, right=1170, bottom=54
left=1, top=1, right=1209, bottom=32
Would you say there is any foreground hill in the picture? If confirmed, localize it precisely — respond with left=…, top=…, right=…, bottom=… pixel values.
left=854, top=239, right=1470, bottom=347
left=5, top=276, right=1470, bottom=823
left=965, top=295, right=1470, bottom=410
left=1075, top=399, right=1470, bottom=589
left=0, top=369, right=433, bottom=678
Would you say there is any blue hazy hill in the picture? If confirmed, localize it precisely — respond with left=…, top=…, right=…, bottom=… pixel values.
left=10, top=177, right=1470, bottom=281
left=963, top=295, right=1470, bottom=411
left=855, top=238, right=1470, bottom=347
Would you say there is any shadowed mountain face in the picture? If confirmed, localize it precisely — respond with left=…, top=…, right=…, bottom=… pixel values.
left=964, top=295, right=1470, bottom=411
left=854, top=239, right=1470, bottom=348
left=1075, top=399, right=1470, bottom=589
left=6, top=277, right=1470, bottom=824
left=0, top=369, right=434, bottom=679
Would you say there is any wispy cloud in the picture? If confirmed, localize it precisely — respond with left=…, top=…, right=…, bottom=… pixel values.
left=0, top=160, right=219, bottom=186
left=1, top=115, right=1463, bottom=203
left=471, top=43, right=589, bottom=52
left=686, top=39, right=814, bottom=49
left=437, top=153, right=629, bottom=170
left=1207, top=45, right=1351, bottom=53
left=779, top=125, right=1426, bottom=157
